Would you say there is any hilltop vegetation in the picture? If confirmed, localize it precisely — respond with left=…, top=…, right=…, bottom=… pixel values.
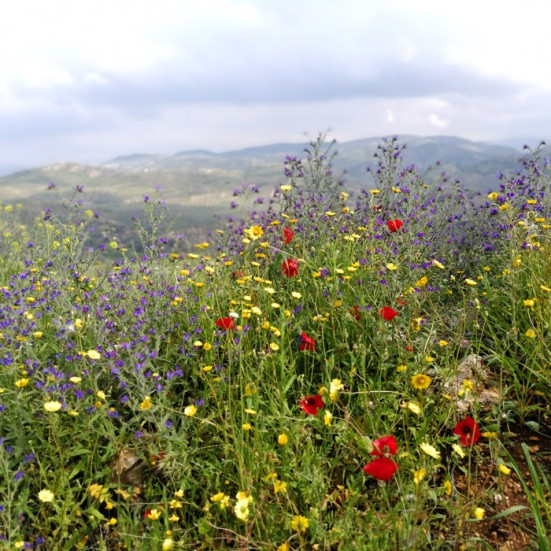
left=0, top=136, right=549, bottom=550
left=0, top=135, right=524, bottom=254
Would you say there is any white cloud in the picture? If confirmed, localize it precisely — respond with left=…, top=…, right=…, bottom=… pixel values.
left=427, top=113, right=449, bottom=129
left=0, top=0, right=550, bottom=168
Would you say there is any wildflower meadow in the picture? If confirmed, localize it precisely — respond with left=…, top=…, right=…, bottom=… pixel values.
left=0, top=136, right=550, bottom=550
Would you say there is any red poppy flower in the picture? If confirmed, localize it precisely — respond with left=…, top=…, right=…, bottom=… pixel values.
left=405, top=344, right=414, bottom=352
left=300, top=394, right=324, bottom=415
left=363, top=457, right=398, bottom=481
left=232, top=270, right=245, bottom=279
left=282, top=259, right=299, bottom=278
left=387, top=219, right=404, bottom=232
left=283, top=226, right=294, bottom=244
left=299, top=331, right=315, bottom=351
left=371, top=435, right=398, bottom=457
left=378, top=307, right=398, bottom=321
left=215, top=317, right=234, bottom=331
left=349, top=306, right=362, bottom=320
left=453, top=416, right=481, bottom=446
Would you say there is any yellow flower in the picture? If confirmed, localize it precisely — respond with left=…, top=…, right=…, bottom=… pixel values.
left=69, top=376, right=82, bottom=384
left=203, top=342, right=212, bottom=351
left=234, top=495, right=252, bottom=522
left=86, top=350, right=101, bottom=360
left=211, top=492, right=230, bottom=509
left=396, top=364, right=408, bottom=373
left=329, top=379, right=344, bottom=401
left=242, top=423, right=252, bottom=431
left=473, top=507, right=485, bottom=520
left=291, top=515, right=309, bottom=533
left=443, top=480, right=452, bottom=495
left=38, top=489, right=55, bottom=502
left=499, top=463, right=512, bottom=475
left=523, top=299, right=535, bottom=308
left=162, top=538, right=174, bottom=551
left=386, top=263, right=398, bottom=271
left=96, top=390, right=106, bottom=401
left=140, top=396, right=152, bottom=411
left=413, top=469, right=426, bottom=485
left=110, top=241, right=118, bottom=249
left=278, top=433, right=288, bottom=446
left=44, top=401, right=62, bottom=412
left=432, top=259, right=445, bottom=269
left=270, top=342, right=280, bottom=351
left=487, top=192, right=499, bottom=200
left=407, top=402, right=422, bottom=415
left=499, top=202, right=509, bottom=210
left=411, top=374, right=432, bottom=390
left=15, top=378, right=30, bottom=388
left=273, top=480, right=288, bottom=493
left=369, top=189, right=381, bottom=195
left=324, top=410, right=333, bottom=426
left=280, top=184, right=292, bottom=191
left=184, top=405, right=197, bottom=417
left=33, top=331, right=43, bottom=338
left=146, top=508, right=161, bottom=520
left=420, top=442, right=441, bottom=460
left=291, top=291, right=302, bottom=299
left=243, top=225, right=264, bottom=240
left=465, top=279, right=477, bottom=286
left=415, top=276, right=428, bottom=288
left=452, top=443, right=465, bottom=458
left=438, top=340, right=449, bottom=347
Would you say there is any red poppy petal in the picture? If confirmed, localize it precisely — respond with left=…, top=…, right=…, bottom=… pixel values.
left=363, top=457, right=398, bottom=481
left=371, top=435, right=398, bottom=457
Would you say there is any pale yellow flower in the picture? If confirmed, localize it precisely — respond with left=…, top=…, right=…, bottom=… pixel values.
left=86, top=350, right=101, bottom=360
left=452, top=443, right=465, bottom=458
left=420, top=442, right=441, bottom=460
left=38, top=489, right=55, bottom=502
left=44, top=401, right=62, bottom=412
left=184, top=405, right=197, bottom=417
left=234, top=496, right=252, bottom=521
left=162, top=538, right=174, bottom=551
left=464, top=279, right=477, bottom=286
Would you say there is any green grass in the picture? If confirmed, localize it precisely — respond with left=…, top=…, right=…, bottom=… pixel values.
left=0, top=136, right=549, bottom=550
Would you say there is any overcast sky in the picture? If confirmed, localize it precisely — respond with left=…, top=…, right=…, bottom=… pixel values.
left=1, top=0, right=551, bottom=171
